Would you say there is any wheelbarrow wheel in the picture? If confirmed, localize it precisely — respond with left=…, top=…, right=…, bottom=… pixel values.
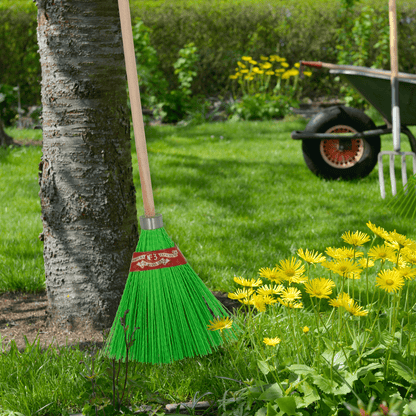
left=301, top=106, right=381, bottom=180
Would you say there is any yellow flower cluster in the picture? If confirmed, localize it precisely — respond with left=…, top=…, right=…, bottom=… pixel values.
left=230, top=55, right=311, bottom=82
left=228, top=222, right=416, bottom=319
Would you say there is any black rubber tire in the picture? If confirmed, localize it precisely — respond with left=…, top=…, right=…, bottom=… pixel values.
left=301, top=106, right=381, bottom=180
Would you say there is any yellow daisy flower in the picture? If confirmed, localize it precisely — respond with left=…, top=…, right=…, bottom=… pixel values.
left=234, top=276, right=263, bottom=287
left=331, top=259, right=362, bottom=277
left=265, top=70, right=275, bottom=75
left=366, top=221, right=390, bottom=240
left=261, top=62, right=272, bottom=69
left=263, top=337, right=281, bottom=346
left=241, top=56, right=252, bottom=61
left=302, top=326, right=309, bottom=333
left=385, top=230, right=414, bottom=251
left=303, top=70, right=312, bottom=77
left=228, top=288, right=254, bottom=301
left=321, top=260, right=335, bottom=271
left=280, top=287, right=302, bottom=302
left=357, top=258, right=375, bottom=269
left=251, top=294, right=266, bottom=312
left=346, top=301, right=368, bottom=317
left=281, top=62, right=289, bottom=67
left=207, top=316, right=233, bottom=333
left=326, top=247, right=363, bottom=260
left=341, top=230, right=370, bottom=247
left=259, top=267, right=283, bottom=283
left=276, top=257, right=305, bottom=284
left=263, top=295, right=278, bottom=305
left=237, top=61, right=246, bottom=68
left=257, top=284, right=284, bottom=296
left=275, top=68, right=285, bottom=73
left=328, top=292, right=353, bottom=309
left=376, top=269, right=405, bottom=293
left=397, top=267, right=416, bottom=280
left=229, top=74, right=238, bottom=79
left=304, top=277, right=335, bottom=299
left=278, top=298, right=303, bottom=309
left=297, top=248, right=326, bottom=264
left=368, top=244, right=396, bottom=263
left=401, top=247, right=416, bottom=265
left=260, top=55, right=269, bottom=61
left=249, top=60, right=258, bottom=65
left=240, top=69, right=249, bottom=74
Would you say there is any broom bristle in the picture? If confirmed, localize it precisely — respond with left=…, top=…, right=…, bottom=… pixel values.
left=386, top=173, right=416, bottom=220
left=103, top=227, right=237, bottom=364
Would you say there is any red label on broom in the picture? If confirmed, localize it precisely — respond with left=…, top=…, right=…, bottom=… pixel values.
left=129, top=245, right=187, bottom=272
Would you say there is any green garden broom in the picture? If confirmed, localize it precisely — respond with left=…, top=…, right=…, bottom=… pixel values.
left=102, top=0, right=237, bottom=364
left=386, top=173, right=416, bottom=220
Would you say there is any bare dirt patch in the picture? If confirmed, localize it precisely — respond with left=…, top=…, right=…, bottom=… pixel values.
left=0, top=290, right=240, bottom=354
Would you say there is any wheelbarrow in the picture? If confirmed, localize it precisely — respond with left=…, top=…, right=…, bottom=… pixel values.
left=291, top=61, right=416, bottom=189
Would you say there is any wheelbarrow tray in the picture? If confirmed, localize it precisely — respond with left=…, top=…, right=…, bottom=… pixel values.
left=330, top=66, right=416, bottom=125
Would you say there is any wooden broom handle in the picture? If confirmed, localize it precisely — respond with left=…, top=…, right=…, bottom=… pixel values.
left=118, top=0, right=155, bottom=218
left=389, top=0, right=399, bottom=78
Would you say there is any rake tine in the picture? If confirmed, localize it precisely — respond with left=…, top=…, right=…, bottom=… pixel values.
left=389, top=154, right=397, bottom=196
left=402, top=154, right=408, bottom=191
left=378, top=153, right=386, bottom=199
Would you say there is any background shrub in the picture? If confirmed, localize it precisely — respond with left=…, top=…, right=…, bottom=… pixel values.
left=2, top=0, right=416, bottom=124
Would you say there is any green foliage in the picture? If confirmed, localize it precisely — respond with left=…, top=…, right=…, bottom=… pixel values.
left=227, top=94, right=295, bottom=121
left=4, top=0, right=416, bottom=124
left=132, top=20, right=169, bottom=113
left=132, top=33, right=204, bottom=123
left=226, top=54, right=310, bottom=120
left=0, top=2, right=40, bottom=124
left=174, top=42, right=199, bottom=96
left=0, top=85, right=18, bottom=124
left=329, top=2, right=392, bottom=110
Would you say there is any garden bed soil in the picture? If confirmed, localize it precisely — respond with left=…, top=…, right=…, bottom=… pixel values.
left=0, top=290, right=240, bottom=354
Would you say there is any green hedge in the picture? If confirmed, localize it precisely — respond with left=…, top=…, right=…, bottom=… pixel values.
left=0, top=1, right=39, bottom=124
left=2, top=0, right=416, bottom=124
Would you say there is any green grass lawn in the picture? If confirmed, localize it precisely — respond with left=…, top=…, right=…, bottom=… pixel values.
left=3, top=113, right=416, bottom=294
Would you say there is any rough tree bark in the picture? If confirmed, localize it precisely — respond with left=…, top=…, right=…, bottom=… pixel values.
left=36, top=0, right=139, bottom=331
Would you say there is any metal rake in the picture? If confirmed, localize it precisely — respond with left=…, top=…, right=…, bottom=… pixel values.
left=378, top=150, right=416, bottom=199
left=378, top=0, right=416, bottom=200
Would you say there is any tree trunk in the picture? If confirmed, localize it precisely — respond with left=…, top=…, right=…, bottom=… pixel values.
left=36, top=0, right=139, bottom=331
left=0, top=119, right=15, bottom=147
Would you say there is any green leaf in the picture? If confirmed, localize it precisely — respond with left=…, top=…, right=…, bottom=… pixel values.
left=361, top=345, right=386, bottom=359
left=311, top=375, right=337, bottom=393
left=258, top=360, right=271, bottom=375
left=266, top=402, right=278, bottom=416
left=255, top=406, right=268, bottom=416
left=258, top=383, right=283, bottom=401
left=404, top=400, right=416, bottom=415
left=356, top=363, right=383, bottom=379
left=296, top=381, right=320, bottom=408
left=276, top=396, right=297, bottom=415
left=389, top=359, right=416, bottom=384
left=288, top=364, right=316, bottom=376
